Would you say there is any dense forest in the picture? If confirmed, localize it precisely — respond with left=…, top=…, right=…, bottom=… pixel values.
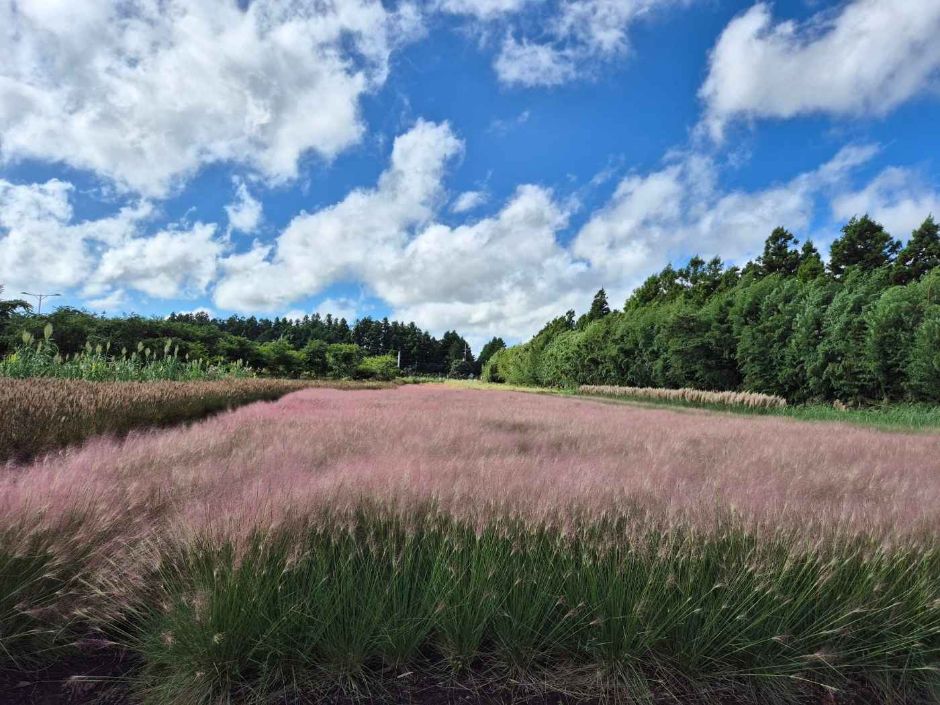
left=485, top=215, right=940, bottom=404
left=0, top=298, right=505, bottom=378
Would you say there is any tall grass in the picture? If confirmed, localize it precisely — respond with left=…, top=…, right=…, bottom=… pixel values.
left=2, top=385, right=939, bottom=703
left=122, top=512, right=940, bottom=705
left=0, top=325, right=253, bottom=381
left=0, top=377, right=312, bottom=462
left=580, top=384, right=788, bottom=409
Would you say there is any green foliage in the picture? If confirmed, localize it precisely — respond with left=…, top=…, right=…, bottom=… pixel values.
left=894, top=216, right=940, bottom=284
left=907, top=306, right=940, bottom=402
left=123, top=512, right=940, bottom=704
left=496, top=215, right=940, bottom=404
left=448, top=358, right=475, bottom=378
left=259, top=338, right=304, bottom=378
left=476, top=336, right=506, bottom=370
left=828, top=215, right=900, bottom=277
left=300, top=338, right=329, bottom=377
left=481, top=347, right=505, bottom=382
left=326, top=343, right=363, bottom=378
left=357, top=354, right=400, bottom=381
left=0, top=325, right=254, bottom=381
left=757, top=227, right=801, bottom=276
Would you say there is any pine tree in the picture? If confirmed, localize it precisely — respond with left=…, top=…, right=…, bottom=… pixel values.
left=828, top=215, right=900, bottom=277
left=797, top=240, right=825, bottom=282
left=893, top=216, right=940, bottom=284
left=587, top=288, right=610, bottom=321
left=758, top=227, right=801, bottom=276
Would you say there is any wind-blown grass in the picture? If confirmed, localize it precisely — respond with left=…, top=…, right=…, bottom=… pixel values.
left=0, top=378, right=312, bottom=462
left=579, top=384, right=788, bottom=409
left=1, top=385, right=939, bottom=703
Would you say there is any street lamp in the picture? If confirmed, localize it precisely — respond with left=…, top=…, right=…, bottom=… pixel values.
left=20, top=292, right=61, bottom=316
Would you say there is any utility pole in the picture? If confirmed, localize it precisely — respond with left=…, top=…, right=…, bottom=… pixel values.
left=21, top=291, right=61, bottom=316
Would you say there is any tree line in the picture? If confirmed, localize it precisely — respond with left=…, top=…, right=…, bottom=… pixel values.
left=485, top=215, right=940, bottom=404
left=0, top=301, right=506, bottom=379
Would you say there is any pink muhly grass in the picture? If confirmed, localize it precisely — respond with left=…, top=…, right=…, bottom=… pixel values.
left=2, top=384, right=938, bottom=546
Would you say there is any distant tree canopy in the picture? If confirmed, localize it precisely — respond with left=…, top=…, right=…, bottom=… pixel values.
left=489, top=215, right=940, bottom=404
left=0, top=305, right=477, bottom=379
left=0, top=285, right=30, bottom=320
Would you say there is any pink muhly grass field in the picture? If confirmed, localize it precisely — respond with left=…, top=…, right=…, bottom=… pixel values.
left=3, top=384, right=939, bottom=541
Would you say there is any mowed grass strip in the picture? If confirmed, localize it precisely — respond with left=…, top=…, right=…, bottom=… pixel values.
left=2, top=385, right=939, bottom=703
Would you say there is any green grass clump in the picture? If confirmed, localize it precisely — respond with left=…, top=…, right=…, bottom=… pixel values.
left=124, top=512, right=940, bottom=704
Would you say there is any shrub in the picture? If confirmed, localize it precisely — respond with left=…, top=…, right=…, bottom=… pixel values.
left=326, top=343, right=363, bottom=378
left=357, top=354, right=400, bottom=381
left=481, top=348, right=505, bottom=382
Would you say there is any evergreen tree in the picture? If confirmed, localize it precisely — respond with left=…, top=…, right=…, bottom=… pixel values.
left=477, top=337, right=506, bottom=369
left=796, top=241, right=825, bottom=282
left=587, top=288, right=610, bottom=320
left=893, top=216, right=940, bottom=284
left=828, top=215, right=900, bottom=277
left=758, top=227, right=801, bottom=277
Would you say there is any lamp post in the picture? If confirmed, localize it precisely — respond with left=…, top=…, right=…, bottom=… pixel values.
left=20, top=292, right=61, bottom=316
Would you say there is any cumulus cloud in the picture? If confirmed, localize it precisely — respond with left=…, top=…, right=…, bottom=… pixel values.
left=85, top=223, right=224, bottom=299
left=213, top=119, right=464, bottom=311
left=213, top=120, right=594, bottom=343
left=0, top=179, right=148, bottom=293
left=0, top=0, right=419, bottom=196
left=701, top=1, right=940, bottom=138
left=573, top=144, right=879, bottom=302
left=831, top=167, right=940, bottom=239
left=0, top=176, right=225, bottom=303
left=226, top=179, right=263, bottom=234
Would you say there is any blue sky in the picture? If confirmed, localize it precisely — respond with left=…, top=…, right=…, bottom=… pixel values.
left=2, top=0, right=939, bottom=347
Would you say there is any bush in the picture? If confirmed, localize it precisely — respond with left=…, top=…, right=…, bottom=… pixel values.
left=481, top=348, right=505, bottom=382
left=357, top=354, right=400, bottom=381
left=326, top=343, right=363, bottom=378
left=259, top=338, right=304, bottom=378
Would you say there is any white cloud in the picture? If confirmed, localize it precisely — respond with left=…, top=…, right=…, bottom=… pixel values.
left=86, top=290, right=128, bottom=312
left=315, top=297, right=361, bottom=323
left=494, top=38, right=578, bottom=87
left=85, top=223, right=224, bottom=299
left=451, top=190, right=489, bottom=213
left=439, top=0, right=529, bottom=20
left=0, top=179, right=148, bottom=293
left=213, top=119, right=464, bottom=311
left=832, top=167, right=940, bottom=239
left=213, top=120, right=595, bottom=342
left=0, top=0, right=420, bottom=196
left=0, top=176, right=228, bottom=303
left=225, top=179, right=263, bottom=234
left=701, top=1, right=940, bottom=138
left=489, top=0, right=689, bottom=87
left=573, top=144, right=879, bottom=302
